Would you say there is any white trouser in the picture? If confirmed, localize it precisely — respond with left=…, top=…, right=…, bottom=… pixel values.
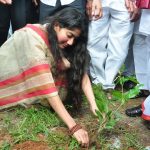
left=142, top=35, right=150, bottom=120
left=134, top=35, right=150, bottom=120
left=133, top=10, right=150, bottom=120
left=88, top=0, right=133, bottom=89
left=123, top=37, right=135, bottom=77
left=142, top=95, right=150, bottom=120
left=133, top=34, right=149, bottom=90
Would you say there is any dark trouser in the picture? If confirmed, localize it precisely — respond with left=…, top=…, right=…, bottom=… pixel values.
left=39, top=0, right=86, bottom=22
left=0, top=0, right=39, bottom=46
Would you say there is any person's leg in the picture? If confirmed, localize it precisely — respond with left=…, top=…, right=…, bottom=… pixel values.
left=142, top=96, right=150, bottom=121
left=122, top=36, right=136, bottom=90
left=25, top=0, right=39, bottom=23
left=123, top=36, right=135, bottom=77
left=104, top=0, right=134, bottom=89
left=10, top=0, right=27, bottom=32
left=133, top=34, right=149, bottom=90
left=0, top=4, right=10, bottom=46
left=87, top=7, right=110, bottom=86
left=68, top=0, right=86, bottom=13
left=142, top=37, right=150, bottom=124
left=146, top=35, right=150, bottom=91
left=125, top=35, right=150, bottom=119
left=39, top=0, right=61, bottom=21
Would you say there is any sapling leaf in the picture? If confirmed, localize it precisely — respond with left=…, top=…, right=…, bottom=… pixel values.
left=124, top=84, right=142, bottom=99
left=119, top=76, right=129, bottom=85
left=127, top=76, right=139, bottom=84
left=96, top=110, right=103, bottom=121
left=105, top=119, right=116, bottom=129
left=96, top=99, right=109, bottom=113
left=106, top=111, right=113, bottom=120
left=112, top=90, right=122, bottom=100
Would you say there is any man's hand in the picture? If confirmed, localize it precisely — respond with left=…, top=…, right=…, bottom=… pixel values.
left=125, top=0, right=140, bottom=22
left=0, top=0, right=12, bottom=4
left=86, top=0, right=103, bottom=21
left=32, top=0, right=39, bottom=6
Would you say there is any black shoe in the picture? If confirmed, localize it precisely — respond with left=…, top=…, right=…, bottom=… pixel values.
left=125, top=105, right=142, bottom=117
left=123, top=80, right=136, bottom=90
left=132, top=90, right=150, bottom=99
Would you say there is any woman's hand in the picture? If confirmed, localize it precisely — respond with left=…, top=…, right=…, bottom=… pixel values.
left=0, top=0, right=12, bottom=4
left=82, top=73, right=98, bottom=116
left=73, top=128, right=89, bottom=148
left=48, top=96, right=90, bottom=147
left=90, top=103, right=98, bottom=116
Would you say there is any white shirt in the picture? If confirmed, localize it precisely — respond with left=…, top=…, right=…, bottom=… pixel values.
left=40, top=0, right=75, bottom=6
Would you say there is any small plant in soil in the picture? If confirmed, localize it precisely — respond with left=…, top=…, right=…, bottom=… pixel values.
left=114, top=72, right=142, bottom=103
left=93, top=74, right=141, bottom=133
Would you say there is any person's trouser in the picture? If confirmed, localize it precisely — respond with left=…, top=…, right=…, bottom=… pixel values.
left=133, top=34, right=149, bottom=90
left=142, top=95, right=150, bottom=120
left=142, top=35, right=150, bottom=120
left=122, top=36, right=135, bottom=77
left=39, top=0, right=86, bottom=21
left=0, top=0, right=36, bottom=46
left=87, top=0, right=133, bottom=89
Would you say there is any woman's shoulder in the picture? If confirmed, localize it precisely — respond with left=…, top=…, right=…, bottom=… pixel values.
left=24, top=24, right=50, bottom=47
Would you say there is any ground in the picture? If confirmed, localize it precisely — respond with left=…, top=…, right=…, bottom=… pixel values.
left=0, top=97, right=150, bottom=150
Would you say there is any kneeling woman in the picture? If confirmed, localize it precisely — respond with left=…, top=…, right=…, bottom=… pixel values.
left=0, top=7, right=98, bottom=147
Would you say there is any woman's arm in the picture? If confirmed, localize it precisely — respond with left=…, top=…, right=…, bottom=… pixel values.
left=48, top=95, right=89, bottom=147
left=82, top=73, right=98, bottom=115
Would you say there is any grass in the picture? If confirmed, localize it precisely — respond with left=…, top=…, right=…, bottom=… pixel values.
left=3, top=106, right=61, bottom=143
left=96, top=126, right=145, bottom=150
left=0, top=105, right=81, bottom=149
left=0, top=104, right=146, bottom=150
left=0, top=141, right=11, bottom=150
left=0, top=78, right=147, bottom=150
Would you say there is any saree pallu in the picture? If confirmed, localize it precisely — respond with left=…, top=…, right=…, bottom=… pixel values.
left=0, top=24, right=67, bottom=109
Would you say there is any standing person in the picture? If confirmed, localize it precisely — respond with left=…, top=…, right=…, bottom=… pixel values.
left=33, top=0, right=102, bottom=21
left=39, top=0, right=86, bottom=21
left=0, top=7, right=98, bottom=147
left=0, top=0, right=38, bottom=46
left=87, top=0, right=134, bottom=95
left=125, top=8, right=150, bottom=129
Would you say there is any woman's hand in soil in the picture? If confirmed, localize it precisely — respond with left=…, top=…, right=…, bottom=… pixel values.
left=82, top=73, right=98, bottom=116
left=90, top=103, right=98, bottom=116
left=73, top=128, right=89, bottom=148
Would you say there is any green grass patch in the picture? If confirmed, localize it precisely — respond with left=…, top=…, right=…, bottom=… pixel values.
left=4, top=106, right=61, bottom=143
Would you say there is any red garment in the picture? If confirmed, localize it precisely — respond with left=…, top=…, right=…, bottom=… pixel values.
left=136, top=0, right=150, bottom=9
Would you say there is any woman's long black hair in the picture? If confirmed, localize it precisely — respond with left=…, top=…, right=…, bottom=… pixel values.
left=44, top=7, right=89, bottom=108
